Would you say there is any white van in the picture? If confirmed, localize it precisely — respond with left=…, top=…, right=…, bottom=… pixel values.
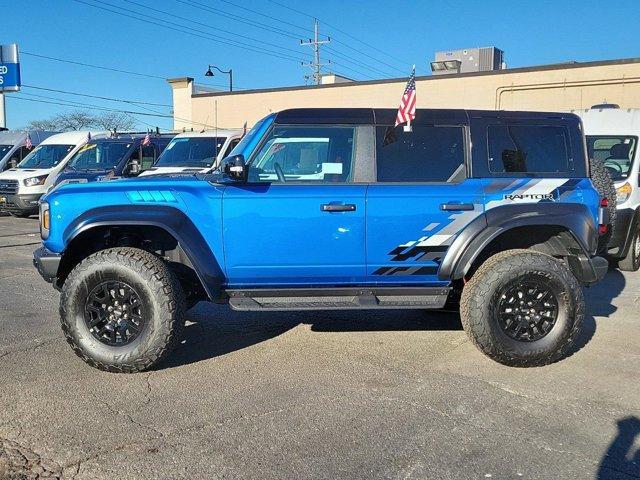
left=0, top=131, right=105, bottom=217
left=139, top=129, right=243, bottom=176
left=575, top=106, right=640, bottom=270
left=0, top=130, right=58, bottom=172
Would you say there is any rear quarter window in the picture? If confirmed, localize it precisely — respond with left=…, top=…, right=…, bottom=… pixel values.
left=488, top=125, right=572, bottom=174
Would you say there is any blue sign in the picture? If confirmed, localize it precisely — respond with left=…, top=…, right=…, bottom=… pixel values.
left=0, top=62, right=20, bottom=91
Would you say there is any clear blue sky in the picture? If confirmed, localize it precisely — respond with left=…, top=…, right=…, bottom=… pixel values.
left=3, top=0, right=639, bottom=130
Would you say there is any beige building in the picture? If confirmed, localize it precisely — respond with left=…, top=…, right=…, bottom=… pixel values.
left=168, top=57, right=640, bottom=131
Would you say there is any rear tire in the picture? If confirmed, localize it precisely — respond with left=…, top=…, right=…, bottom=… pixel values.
left=60, top=247, right=185, bottom=373
left=460, top=249, right=584, bottom=367
left=619, top=226, right=640, bottom=272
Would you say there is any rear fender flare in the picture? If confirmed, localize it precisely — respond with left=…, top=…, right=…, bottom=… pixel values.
left=438, top=203, right=598, bottom=280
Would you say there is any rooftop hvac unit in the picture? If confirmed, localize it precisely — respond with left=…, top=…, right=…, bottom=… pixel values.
left=431, top=47, right=504, bottom=75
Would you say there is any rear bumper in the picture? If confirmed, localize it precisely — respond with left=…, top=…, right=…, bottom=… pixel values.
left=608, top=208, right=635, bottom=258
left=33, top=246, right=61, bottom=284
left=0, top=193, right=42, bottom=214
left=568, top=254, right=608, bottom=285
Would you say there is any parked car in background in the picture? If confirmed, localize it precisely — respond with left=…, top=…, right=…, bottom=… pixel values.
left=53, top=132, right=176, bottom=188
left=0, top=130, right=58, bottom=172
left=34, top=108, right=608, bottom=372
left=0, top=131, right=105, bottom=217
left=576, top=107, right=640, bottom=270
left=139, top=129, right=243, bottom=176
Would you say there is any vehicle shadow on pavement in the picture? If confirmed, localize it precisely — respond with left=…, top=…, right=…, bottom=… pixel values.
left=155, top=306, right=463, bottom=370
left=597, top=416, right=640, bottom=479
left=584, top=268, right=626, bottom=318
left=156, top=303, right=300, bottom=370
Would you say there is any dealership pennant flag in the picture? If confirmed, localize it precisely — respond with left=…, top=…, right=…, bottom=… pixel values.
left=395, top=66, right=416, bottom=128
left=142, top=132, right=151, bottom=146
left=25, top=134, right=33, bottom=150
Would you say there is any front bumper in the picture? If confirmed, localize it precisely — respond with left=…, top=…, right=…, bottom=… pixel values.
left=33, top=246, right=61, bottom=284
left=0, top=193, right=42, bottom=214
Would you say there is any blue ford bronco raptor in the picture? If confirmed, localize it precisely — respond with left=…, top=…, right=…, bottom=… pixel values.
left=33, top=108, right=609, bottom=372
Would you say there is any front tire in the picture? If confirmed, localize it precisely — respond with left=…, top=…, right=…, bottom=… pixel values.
left=619, top=226, right=640, bottom=272
left=460, top=249, right=584, bottom=367
left=60, top=247, right=185, bottom=373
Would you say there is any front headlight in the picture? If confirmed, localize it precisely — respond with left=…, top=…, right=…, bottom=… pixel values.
left=24, top=175, right=48, bottom=187
left=39, top=201, right=50, bottom=240
left=616, top=182, right=632, bottom=204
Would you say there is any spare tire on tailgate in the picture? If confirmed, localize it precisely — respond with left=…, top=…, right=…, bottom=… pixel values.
left=589, top=157, right=617, bottom=255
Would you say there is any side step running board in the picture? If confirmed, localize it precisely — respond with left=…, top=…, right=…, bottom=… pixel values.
left=225, top=287, right=451, bottom=311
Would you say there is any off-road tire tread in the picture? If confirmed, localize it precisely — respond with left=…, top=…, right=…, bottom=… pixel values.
left=460, top=249, right=584, bottom=367
left=59, top=247, right=185, bottom=373
left=590, top=157, right=617, bottom=255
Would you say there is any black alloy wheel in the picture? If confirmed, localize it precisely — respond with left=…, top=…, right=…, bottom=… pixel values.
left=496, top=277, right=559, bottom=342
left=84, top=281, right=145, bottom=346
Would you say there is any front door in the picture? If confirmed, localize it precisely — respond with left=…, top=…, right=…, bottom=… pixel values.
left=366, top=122, right=484, bottom=285
left=223, top=124, right=366, bottom=287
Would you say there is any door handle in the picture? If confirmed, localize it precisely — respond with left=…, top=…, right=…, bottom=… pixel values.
left=321, top=203, right=356, bottom=212
left=440, top=202, right=474, bottom=211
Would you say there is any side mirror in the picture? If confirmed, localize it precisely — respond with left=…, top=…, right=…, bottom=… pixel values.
left=127, top=159, right=141, bottom=176
left=223, top=154, right=247, bottom=181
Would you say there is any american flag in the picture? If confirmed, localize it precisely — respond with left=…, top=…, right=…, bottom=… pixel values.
left=142, top=132, right=151, bottom=146
left=25, top=134, right=33, bottom=150
left=395, top=67, right=416, bottom=127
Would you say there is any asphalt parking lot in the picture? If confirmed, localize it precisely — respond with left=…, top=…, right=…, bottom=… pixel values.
left=0, top=215, right=638, bottom=479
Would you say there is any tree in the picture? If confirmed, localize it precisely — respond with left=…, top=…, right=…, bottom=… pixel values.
left=24, top=109, right=139, bottom=132
left=52, top=110, right=98, bottom=131
left=94, top=112, right=136, bottom=131
left=25, top=118, right=59, bottom=131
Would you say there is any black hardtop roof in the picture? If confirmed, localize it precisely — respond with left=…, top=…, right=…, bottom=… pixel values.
left=273, top=108, right=580, bottom=125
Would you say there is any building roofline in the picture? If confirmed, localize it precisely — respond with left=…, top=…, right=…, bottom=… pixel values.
left=188, top=57, right=640, bottom=98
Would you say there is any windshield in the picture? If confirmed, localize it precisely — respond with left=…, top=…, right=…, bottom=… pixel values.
left=0, top=145, right=13, bottom=158
left=67, top=142, right=131, bottom=171
left=155, top=137, right=226, bottom=168
left=586, top=135, right=638, bottom=181
left=18, top=144, right=75, bottom=169
left=227, top=117, right=269, bottom=160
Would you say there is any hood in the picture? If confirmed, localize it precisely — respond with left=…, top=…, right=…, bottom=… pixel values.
left=55, top=169, right=116, bottom=185
left=139, top=166, right=208, bottom=177
left=0, top=168, right=52, bottom=180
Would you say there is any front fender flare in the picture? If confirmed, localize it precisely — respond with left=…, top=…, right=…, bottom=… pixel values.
left=63, top=205, right=224, bottom=300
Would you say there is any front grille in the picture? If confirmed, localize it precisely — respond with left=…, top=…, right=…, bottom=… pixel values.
left=0, top=179, right=18, bottom=195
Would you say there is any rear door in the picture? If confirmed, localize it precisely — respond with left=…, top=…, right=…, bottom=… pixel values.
left=366, top=112, right=485, bottom=285
left=223, top=124, right=367, bottom=287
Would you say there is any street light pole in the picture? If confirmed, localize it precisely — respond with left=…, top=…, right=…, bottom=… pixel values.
left=205, top=65, right=233, bottom=92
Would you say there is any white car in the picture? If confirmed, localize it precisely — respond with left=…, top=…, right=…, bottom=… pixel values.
left=139, top=129, right=243, bottom=177
left=576, top=106, right=640, bottom=270
left=0, top=130, right=58, bottom=172
left=0, top=131, right=105, bottom=217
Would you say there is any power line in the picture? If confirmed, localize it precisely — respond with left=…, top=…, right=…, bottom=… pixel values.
left=300, top=19, right=331, bottom=85
left=73, top=0, right=306, bottom=64
left=267, top=0, right=410, bottom=74
left=22, top=84, right=172, bottom=108
left=174, top=0, right=389, bottom=80
left=21, top=51, right=166, bottom=80
left=123, top=0, right=308, bottom=59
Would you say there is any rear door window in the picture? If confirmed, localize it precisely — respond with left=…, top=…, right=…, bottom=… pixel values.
left=375, top=125, right=465, bottom=182
left=488, top=125, right=572, bottom=174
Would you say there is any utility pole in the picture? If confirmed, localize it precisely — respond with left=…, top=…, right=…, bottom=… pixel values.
left=300, top=19, right=331, bottom=85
